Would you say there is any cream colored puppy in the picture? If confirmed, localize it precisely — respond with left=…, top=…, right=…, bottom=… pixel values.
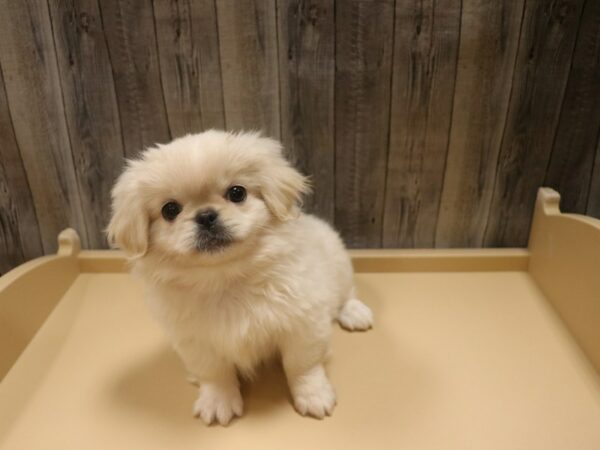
left=107, top=130, right=372, bottom=425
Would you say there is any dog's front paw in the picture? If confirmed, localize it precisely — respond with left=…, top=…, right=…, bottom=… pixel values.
left=290, top=366, right=337, bottom=419
left=193, top=382, right=243, bottom=426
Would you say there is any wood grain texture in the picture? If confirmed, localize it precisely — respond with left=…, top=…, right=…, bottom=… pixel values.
left=545, top=0, right=600, bottom=214
left=484, top=0, right=585, bottom=247
left=49, top=0, right=125, bottom=248
left=588, top=134, right=600, bottom=218
left=335, top=0, right=395, bottom=248
left=99, top=0, right=171, bottom=156
left=0, top=0, right=87, bottom=252
left=0, top=65, right=43, bottom=274
left=1, top=0, right=600, bottom=273
left=382, top=0, right=461, bottom=248
left=216, top=0, right=280, bottom=137
left=435, top=0, right=525, bottom=247
left=153, top=0, right=225, bottom=137
left=278, top=0, right=334, bottom=221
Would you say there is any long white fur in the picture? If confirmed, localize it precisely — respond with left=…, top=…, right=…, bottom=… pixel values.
left=107, top=130, right=373, bottom=425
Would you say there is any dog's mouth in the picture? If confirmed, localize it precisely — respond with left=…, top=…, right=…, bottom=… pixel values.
left=195, top=227, right=234, bottom=253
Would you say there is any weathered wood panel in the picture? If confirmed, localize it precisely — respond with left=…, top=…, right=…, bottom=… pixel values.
left=0, top=65, right=43, bottom=275
left=588, top=135, right=600, bottom=218
left=153, top=0, right=225, bottom=136
left=382, top=0, right=461, bottom=248
left=545, top=0, right=600, bottom=215
left=435, top=0, right=525, bottom=247
left=278, top=0, right=335, bottom=221
left=335, top=0, right=395, bottom=248
left=0, top=0, right=599, bottom=272
left=99, top=0, right=171, bottom=156
left=48, top=0, right=125, bottom=248
left=216, top=0, right=280, bottom=137
left=484, top=0, right=585, bottom=247
left=0, top=0, right=87, bottom=252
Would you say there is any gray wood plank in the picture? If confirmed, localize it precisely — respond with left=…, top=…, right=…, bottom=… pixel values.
left=278, top=0, right=334, bottom=222
left=587, top=133, right=600, bottom=218
left=335, top=0, right=395, bottom=248
left=153, top=0, right=225, bottom=137
left=0, top=64, right=43, bottom=274
left=216, top=0, right=280, bottom=137
left=435, top=0, right=525, bottom=247
left=382, top=0, right=461, bottom=248
left=99, top=0, right=171, bottom=156
left=0, top=0, right=88, bottom=252
left=48, top=0, right=125, bottom=249
left=484, top=0, right=585, bottom=247
left=545, top=0, right=600, bottom=215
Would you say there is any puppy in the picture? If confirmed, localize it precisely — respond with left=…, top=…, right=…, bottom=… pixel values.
left=107, top=130, right=373, bottom=425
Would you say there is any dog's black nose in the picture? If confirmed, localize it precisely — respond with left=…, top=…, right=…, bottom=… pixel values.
left=196, top=209, right=219, bottom=229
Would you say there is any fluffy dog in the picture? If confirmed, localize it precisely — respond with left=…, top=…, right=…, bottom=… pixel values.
left=107, top=130, right=373, bottom=425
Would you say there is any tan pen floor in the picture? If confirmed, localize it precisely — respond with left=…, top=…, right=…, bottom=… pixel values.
left=1, top=270, right=599, bottom=450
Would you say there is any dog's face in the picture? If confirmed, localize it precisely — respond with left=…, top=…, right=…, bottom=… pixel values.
left=107, top=131, right=309, bottom=263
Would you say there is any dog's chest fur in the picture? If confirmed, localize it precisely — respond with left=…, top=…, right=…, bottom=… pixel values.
left=144, top=264, right=310, bottom=373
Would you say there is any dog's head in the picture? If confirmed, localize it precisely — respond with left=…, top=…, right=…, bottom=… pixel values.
left=107, top=131, right=309, bottom=263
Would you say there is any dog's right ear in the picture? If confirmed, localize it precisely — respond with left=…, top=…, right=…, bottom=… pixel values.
left=106, top=164, right=149, bottom=257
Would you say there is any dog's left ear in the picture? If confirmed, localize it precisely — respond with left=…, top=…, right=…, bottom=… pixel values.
left=260, top=157, right=311, bottom=221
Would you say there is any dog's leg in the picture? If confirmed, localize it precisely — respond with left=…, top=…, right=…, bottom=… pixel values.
left=280, top=337, right=336, bottom=419
left=193, top=370, right=242, bottom=426
left=174, top=342, right=243, bottom=426
left=337, top=295, right=373, bottom=331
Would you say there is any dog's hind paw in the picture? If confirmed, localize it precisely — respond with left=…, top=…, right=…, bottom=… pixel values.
left=337, top=298, right=373, bottom=331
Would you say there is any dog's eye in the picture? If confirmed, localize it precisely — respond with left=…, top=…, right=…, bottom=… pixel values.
left=226, top=186, right=247, bottom=203
left=161, top=201, right=182, bottom=221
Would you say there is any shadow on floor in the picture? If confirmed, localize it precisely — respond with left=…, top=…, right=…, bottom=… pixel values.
left=111, top=344, right=292, bottom=428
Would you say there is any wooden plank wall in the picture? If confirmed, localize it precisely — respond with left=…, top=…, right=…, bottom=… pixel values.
left=0, top=0, right=599, bottom=273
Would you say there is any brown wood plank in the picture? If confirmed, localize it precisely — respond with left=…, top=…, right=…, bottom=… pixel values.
left=484, top=0, right=585, bottom=247
left=278, top=0, right=334, bottom=221
left=0, top=65, right=43, bottom=274
left=545, top=0, right=600, bottom=214
left=588, top=134, right=600, bottom=218
left=153, top=0, right=225, bottom=137
left=48, top=0, right=125, bottom=249
left=435, top=0, right=525, bottom=247
left=0, top=0, right=88, bottom=252
left=382, top=0, right=461, bottom=248
left=335, top=0, right=395, bottom=248
left=216, top=0, right=280, bottom=137
left=99, top=0, right=171, bottom=156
